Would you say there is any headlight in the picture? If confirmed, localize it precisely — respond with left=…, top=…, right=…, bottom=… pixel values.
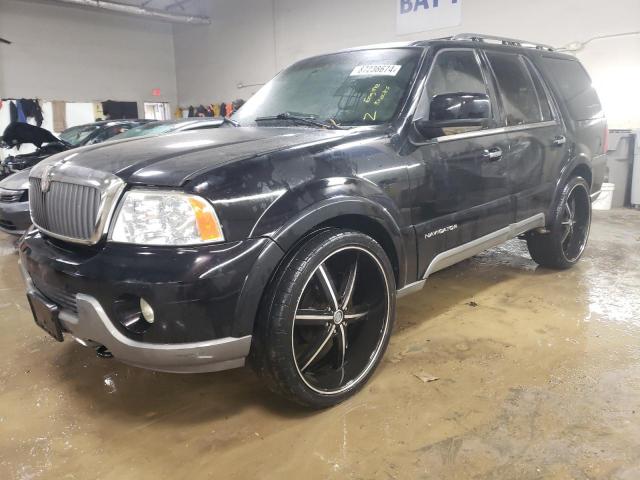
left=111, top=190, right=224, bottom=245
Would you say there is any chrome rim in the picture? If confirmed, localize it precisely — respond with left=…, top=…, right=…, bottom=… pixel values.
left=560, top=184, right=591, bottom=262
left=291, top=246, right=390, bottom=395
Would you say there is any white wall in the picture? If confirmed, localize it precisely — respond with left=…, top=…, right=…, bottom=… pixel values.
left=0, top=0, right=178, bottom=115
left=173, top=0, right=640, bottom=129
left=172, top=0, right=276, bottom=108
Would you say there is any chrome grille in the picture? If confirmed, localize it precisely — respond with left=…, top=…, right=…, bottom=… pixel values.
left=30, top=178, right=101, bottom=241
left=0, top=188, right=25, bottom=203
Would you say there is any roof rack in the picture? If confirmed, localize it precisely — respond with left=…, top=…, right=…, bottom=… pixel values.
left=451, top=33, right=555, bottom=51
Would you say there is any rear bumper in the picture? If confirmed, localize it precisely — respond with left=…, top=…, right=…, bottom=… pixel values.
left=20, top=261, right=252, bottom=373
left=0, top=200, right=30, bottom=235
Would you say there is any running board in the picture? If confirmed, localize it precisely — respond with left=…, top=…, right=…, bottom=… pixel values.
left=396, top=213, right=545, bottom=298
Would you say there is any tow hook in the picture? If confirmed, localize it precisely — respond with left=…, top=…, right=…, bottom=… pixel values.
left=96, top=346, right=113, bottom=358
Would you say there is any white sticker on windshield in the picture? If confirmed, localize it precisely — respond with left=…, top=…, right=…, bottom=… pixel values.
left=350, top=65, right=402, bottom=77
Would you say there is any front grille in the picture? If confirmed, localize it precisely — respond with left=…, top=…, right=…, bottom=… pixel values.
left=30, top=178, right=101, bottom=242
left=0, top=188, right=26, bottom=203
left=32, top=276, right=78, bottom=313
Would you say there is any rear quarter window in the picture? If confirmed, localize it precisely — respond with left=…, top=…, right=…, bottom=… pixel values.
left=539, top=57, right=603, bottom=120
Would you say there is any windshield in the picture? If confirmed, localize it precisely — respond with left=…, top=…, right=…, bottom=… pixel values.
left=112, top=122, right=178, bottom=140
left=233, top=48, right=422, bottom=127
left=59, top=124, right=100, bottom=146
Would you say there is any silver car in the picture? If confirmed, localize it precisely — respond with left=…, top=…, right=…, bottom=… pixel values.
left=0, top=169, right=30, bottom=235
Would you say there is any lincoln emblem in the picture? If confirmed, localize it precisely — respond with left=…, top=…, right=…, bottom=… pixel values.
left=41, top=165, right=54, bottom=193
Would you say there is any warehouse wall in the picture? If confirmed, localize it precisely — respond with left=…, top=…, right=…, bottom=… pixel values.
left=173, top=0, right=640, bottom=129
left=0, top=0, right=178, bottom=113
left=172, top=0, right=276, bottom=109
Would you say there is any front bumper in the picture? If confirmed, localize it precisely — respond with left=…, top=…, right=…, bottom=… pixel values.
left=0, top=200, right=30, bottom=235
left=21, top=263, right=251, bottom=373
left=19, top=231, right=285, bottom=373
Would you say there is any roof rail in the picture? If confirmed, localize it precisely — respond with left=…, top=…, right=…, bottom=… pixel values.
left=451, top=33, right=555, bottom=51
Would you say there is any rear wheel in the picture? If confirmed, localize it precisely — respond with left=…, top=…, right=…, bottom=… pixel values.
left=251, top=229, right=395, bottom=408
left=527, top=176, right=591, bottom=269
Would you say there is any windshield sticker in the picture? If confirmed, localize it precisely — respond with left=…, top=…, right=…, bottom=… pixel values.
left=350, top=65, right=402, bottom=76
left=363, top=83, right=391, bottom=106
left=363, top=111, right=377, bottom=121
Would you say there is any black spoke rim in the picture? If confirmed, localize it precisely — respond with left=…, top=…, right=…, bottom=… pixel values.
left=560, top=184, right=591, bottom=262
left=292, top=246, right=390, bottom=394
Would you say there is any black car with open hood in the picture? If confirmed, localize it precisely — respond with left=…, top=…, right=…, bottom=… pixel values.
left=0, top=120, right=149, bottom=178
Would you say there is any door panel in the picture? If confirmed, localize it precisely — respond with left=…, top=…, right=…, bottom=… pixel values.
left=507, top=124, right=566, bottom=221
left=410, top=131, right=511, bottom=277
left=485, top=51, right=568, bottom=222
left=408, top=48, right=513, bottom=279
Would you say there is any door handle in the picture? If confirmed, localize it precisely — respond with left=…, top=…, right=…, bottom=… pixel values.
left=482, top=147, right=502, bottom=161
left=553, top=135, right=566, bottom=146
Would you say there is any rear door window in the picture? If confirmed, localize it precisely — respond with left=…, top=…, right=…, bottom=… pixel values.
left=486, top=52, right=545, bottom=126
left=538, top=57, right=603, bottom=120
left=524, top=59, right=554, bottom=122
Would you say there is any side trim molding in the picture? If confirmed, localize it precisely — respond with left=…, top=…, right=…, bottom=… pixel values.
left=397, top=279, right=426, bottom=298
left=422, top=213, right=545, bottom=279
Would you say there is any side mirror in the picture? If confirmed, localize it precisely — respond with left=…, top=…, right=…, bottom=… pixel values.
left=413, top=93, right=491, bottom=138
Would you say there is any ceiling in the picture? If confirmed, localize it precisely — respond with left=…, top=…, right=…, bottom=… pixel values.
left=35, top=0, right=213, bottom=24
left=116, top=0, right=211, bottom=17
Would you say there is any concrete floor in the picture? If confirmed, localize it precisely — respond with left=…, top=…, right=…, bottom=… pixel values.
left=0, top=209, right=639, bottom=480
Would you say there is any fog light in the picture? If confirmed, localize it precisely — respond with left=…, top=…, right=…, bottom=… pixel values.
left=140, top=298, right=155, bottom=324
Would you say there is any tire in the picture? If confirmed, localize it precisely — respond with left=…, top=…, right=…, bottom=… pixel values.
left=250, top=229, right=396, bottom=408
left=527, top=176, right=592, bottom=269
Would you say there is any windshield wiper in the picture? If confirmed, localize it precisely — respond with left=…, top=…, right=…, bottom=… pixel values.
left=221, top=117, right=240, bottom=127
left=255, top=112, right=347, bottom=130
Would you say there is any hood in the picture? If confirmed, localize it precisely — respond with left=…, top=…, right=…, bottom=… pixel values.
left=0, top=168, right=31, bottom=190
left=32, top=127, right=353, bottom=187
left=4, top=142, right=70, bottom=166
left=1, top=122, right=63, bottom=148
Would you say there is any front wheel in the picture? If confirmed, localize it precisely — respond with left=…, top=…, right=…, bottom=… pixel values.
left=251, top=229, right=396, bottom=408
left=527, top=176, right=592, bottom=269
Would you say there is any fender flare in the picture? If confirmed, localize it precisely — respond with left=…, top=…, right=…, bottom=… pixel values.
left=252, top=177, right=408, bottom=274
left=547, top=155, right=592, bottom=223
left=231, top=195, right=408, bottom=337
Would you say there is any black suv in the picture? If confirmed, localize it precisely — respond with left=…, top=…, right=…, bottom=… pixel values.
left=20, top=34, right=606, bottom=408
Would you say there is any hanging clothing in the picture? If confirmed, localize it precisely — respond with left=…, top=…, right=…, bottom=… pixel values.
left=174, top=107, right=182, bottom=119
left=52, top=101, right=67, bottom=132
left=220, top=103, right=227, bottom=118
left=211, top=104, right=221, bottom=117
left=101, top=100, right=139, bottom=119
left=10, top=101, right=27, bottom=123
left=9, top=101, right=17, bottom=123
left=17, top=102, right=26, bottom=123
left=188, top=106, right=195, bottom=117
left=19, top=99, right=43, bottom=126
left=225, top=103, right=234, bottom=117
